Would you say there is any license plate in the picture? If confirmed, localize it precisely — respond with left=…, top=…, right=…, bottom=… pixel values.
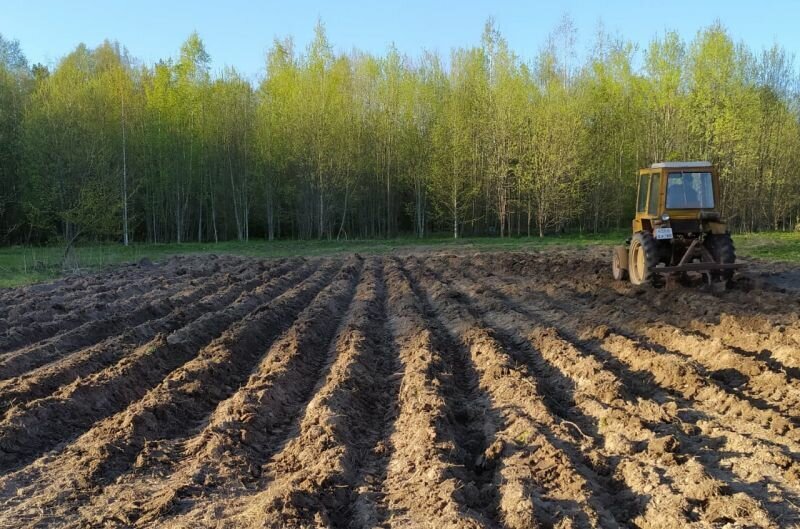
left=655, top=227, right=673, bottom=240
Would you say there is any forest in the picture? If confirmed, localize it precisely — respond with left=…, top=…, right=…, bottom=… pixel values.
left=0, top=19, right=799, bottom=245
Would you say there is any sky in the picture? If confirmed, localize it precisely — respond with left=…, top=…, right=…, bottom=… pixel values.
left=1, top=0, right=798, bottom=80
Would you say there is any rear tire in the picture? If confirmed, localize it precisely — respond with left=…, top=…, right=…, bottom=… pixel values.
left=629, top=231, right=659, bottom=286
left=704, top=233, right=736, bottom=281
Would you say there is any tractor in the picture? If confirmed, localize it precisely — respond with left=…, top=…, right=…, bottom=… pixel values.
left=612, top=161, right=743, bottom=287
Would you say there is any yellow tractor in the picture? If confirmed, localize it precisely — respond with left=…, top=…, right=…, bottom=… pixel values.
left=612, top=161, right=743, bottom=286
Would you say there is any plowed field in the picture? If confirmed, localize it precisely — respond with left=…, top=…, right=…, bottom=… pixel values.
left=1, top=250, right=799, bottom=528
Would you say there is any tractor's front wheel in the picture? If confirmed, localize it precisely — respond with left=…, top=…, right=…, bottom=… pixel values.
left=704, top=233, right=736, bottom=281
left=629, top=231, right=659, bottom=286
left=612, top=246, right=628, bottom=281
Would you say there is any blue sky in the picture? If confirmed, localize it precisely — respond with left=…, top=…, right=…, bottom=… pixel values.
left=1, top=0, right=797, bottom=79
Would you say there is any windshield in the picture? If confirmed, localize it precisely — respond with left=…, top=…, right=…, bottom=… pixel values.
left=666, top=172, right=715, bottom=209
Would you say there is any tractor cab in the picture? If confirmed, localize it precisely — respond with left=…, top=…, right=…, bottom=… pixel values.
left=613, top=161, right=743, bottom=286
left=633, top=161, right=722, bottom=238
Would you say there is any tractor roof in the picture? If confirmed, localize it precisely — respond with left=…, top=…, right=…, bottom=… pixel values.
left=650, top=161, right=712, bottom=169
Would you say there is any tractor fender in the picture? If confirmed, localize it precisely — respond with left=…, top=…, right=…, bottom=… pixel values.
left=706, top=221, right=728, bottom=235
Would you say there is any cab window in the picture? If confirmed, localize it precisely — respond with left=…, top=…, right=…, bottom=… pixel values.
left=648, top=173, right=661, bottom=215
left=637, top=174, right=648, bottom=212
left=666, top=172, right=715, bottom=209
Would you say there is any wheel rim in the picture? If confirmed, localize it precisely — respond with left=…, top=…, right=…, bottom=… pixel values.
left=636, top=245, right=645, bottom=280
left=631, top=241, right=644, bottom=283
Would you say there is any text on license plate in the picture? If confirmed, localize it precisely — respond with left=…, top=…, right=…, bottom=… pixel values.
left=655, top=227, right=673, bottom=240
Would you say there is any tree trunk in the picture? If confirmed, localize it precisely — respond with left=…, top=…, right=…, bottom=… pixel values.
left=452, top=191, right=458, bottom=239
left=197, top=197, right=203, bottom=242
left=266, top=188, right=274, bottom=241
left=337, top=183, right=349, bottom=240
left=121, top=89, right=129, bottom=246
left=210, top=188, right=219, bottom=243
left=61, top=227, right=83, bottom=270
left=318, top=170, right=324, bottom=239
left=228, top=153, right=243, bottom=241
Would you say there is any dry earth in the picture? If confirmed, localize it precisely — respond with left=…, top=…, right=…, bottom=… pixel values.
left=0, top=249, right=799, bottom=528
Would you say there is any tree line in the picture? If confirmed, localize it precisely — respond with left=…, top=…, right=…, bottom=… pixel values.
left=1, top=19, right=799, bottom=245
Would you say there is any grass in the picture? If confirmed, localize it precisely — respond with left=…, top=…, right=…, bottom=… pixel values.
left=734, top=231, right=800, bottom=262
left=0, top=230, right=796, bottom=289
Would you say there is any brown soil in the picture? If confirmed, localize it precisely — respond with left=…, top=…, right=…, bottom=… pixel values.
left=0, top=249, right=799, bottom=528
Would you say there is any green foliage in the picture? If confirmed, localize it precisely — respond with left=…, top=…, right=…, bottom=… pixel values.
left=63, top=178, right=122, bottom=239
left=1, top=21, right=800, bottom=248
left=0, top=35, right=27, bottom=72
left=0, top=35, right=30, bottom=242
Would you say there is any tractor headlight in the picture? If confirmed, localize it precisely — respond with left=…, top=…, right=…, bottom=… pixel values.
left=661, top=213, right=670, bottom=222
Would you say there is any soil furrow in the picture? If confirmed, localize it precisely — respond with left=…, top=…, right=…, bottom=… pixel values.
left=370, top=258, right=491, bottom=529
left=636, top=322, right=800, bottom=421
left=0, top=260, right=297, bottom=415
left=0, top=257, right=227, bottom=353
left=1, top=265, right=171, bottom=329
left=1, top=274, right=177, bottom=353
left=0, top=259, right=324, bottom=475
left=510, top=260, right=800, bottom=421
left=0, top=249, right=798, bottom=529
left=425, top=256, right=781, bottom=527
left=340, top=260, right=402, bottom=529
left=486, top=250, right=800, bottom=366
left=0, top=256, right=175, bottom=305
left=404, top=257, right=617, bottom=529
left=144, top=258, right=385, bottom=529
left=95, top=257, right=365, bottom=528
left=0, top=255, right=239, bottom=324
left=414, top=260, right=641, bottom=517
left=689, top=314, right=800, bottom=375
left=474, top=263, right=800, bottom=432
left=0, top=262, right=271, bottom=381
left=485, top=250, right=800, bottom=318
left=0, top=259, right=342, bottom=528
left=0, top=258, right=183, bottom=322
left=395, top=257, right=506, bottom=527
left=459, top=256, right=799, bottom=524
left=467, top=255, right=800, bottom=448
left=531, top=325, right=782, bottom=528
left=226, top=258, right=390, bottom=529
